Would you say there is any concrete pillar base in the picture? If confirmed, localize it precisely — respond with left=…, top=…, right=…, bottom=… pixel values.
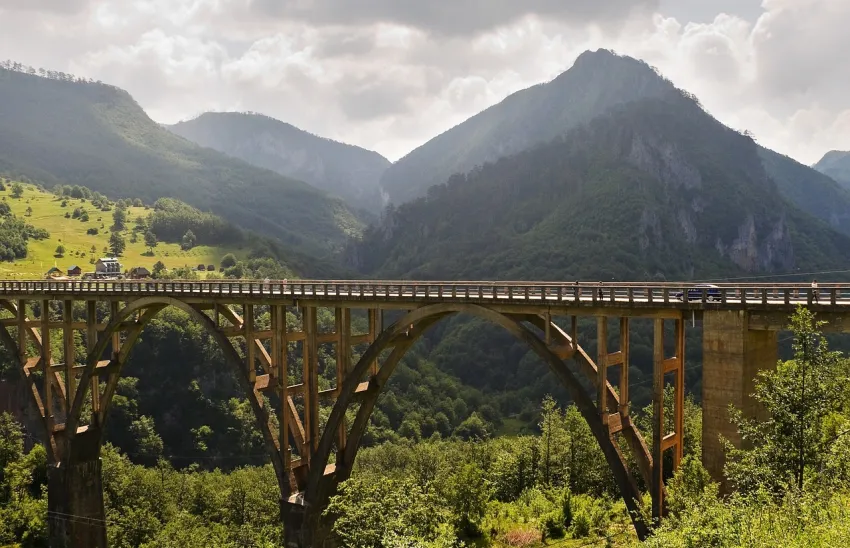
left=47, top=458, right=107, bottom=548
left=282, top=498, right=335, bottom=548
left=702, top=310, right=777, bottom=490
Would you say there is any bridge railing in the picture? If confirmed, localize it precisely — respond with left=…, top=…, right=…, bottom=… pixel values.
left=0, top=280, right=847, bottom=306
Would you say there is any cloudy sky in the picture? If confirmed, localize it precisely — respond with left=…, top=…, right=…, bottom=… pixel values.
left=1, top=0, right=848, bottom=165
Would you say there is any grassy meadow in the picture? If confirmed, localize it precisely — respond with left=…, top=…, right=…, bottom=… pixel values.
left=0, top=182, right=242, bottom=279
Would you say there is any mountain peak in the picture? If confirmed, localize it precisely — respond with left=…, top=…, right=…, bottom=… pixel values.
left=571, top=48, right=630, bottom=68
left=379, top=50, right=676, bottom=205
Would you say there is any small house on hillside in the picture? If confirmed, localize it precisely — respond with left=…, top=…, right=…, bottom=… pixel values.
left=207, top=264, right=214, bottom=272
left=197, top=264, right=206, bottom=271
left=95, top=257, right=122, bottom=274
left=45, top=267, right=62, bottom=278
left=128, top=266, right=151, bottom=279
left=67, top=265, right=82, bottom=277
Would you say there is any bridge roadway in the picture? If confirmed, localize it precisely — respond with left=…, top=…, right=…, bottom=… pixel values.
left=0, top=279, right=844, bottom=311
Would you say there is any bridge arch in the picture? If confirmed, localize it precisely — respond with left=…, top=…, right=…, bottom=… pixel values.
left=64, top=297, right=287, bottom=492
left=309, top=303, right=651, bottom=539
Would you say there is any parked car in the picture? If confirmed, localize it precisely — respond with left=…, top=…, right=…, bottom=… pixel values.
left=674, top=283, right=722, bottom=302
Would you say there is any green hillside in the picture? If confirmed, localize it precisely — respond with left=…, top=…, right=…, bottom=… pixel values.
left=168, top=112, right=390, bottom=215
left=0, top=182, right=242, bottom=279
left=0, top=67, right=364, bottom=257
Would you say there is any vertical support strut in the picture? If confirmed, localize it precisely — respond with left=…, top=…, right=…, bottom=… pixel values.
left=570, top=316, right=578, bottom=351
left=109, top=302, right=120, bottom=361
left=619, top=317, right=630, bottom=418
left=303, top=306, right=319, bottom=456
left=63, top=300, right=75, bottom=414
left=86, top=301, right=100, bottom=419
left=597, top=317, right=608, bottom=420
left=272, top=304, right=290, bottom=494
left=244, top=304, right=256, bottom=383
left=42, top=300, right=53, bottom=430
left=367, top=308, right=379, bottom=376
left=651, top=318, right=664, bottom=522
left=335, top=307, right=351, bottom=465
left=674, top=318, right=685, bottom=469
left=18, top=298, right=27, bottom=376
left=651, top=315, right=686, bottom=523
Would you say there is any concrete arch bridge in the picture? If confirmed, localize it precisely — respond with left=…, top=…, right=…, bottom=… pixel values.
left=0, top=279, right=842, bottom=547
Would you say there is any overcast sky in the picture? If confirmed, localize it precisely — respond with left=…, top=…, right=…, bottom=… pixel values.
left=1, top=0, right=848, bottom=165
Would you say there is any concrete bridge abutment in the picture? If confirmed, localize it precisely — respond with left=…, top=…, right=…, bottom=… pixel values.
left=702, top=310, right=777, bottom=488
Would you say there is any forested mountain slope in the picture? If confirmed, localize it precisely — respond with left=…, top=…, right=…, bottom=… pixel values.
left=353, top=90, right=850, bottom=282
left=814, top=150, right=850, bottom=187
left=168, top=112, right=390, bottom=214
left=0, top=67, right=363, bottom=257
left=378, top=49, right=676, bottom=205
left=759, top=147, right=850, bottom=236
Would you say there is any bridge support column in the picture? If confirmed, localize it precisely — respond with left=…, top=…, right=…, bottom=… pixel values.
left=702, top=310, right=777, bottom=488
left=47, top=456, right=107, bottom=547
left=281, top=499, right=335, bottom=548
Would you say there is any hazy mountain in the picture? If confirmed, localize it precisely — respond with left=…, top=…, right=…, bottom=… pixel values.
left=350, top=88, right=850, bottom=282
left=759, top=147, right=850, bottom=236
left=168, top=112, right=390, bottom=213
left=813, top=150, right=850, bottom=187
left=0, top=67, right=363, bottom=257
left=378, top=49, right=678, bottom=205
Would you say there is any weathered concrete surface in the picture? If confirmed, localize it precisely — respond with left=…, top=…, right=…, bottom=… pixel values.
left=282, top=499, right=335, bottom=548
left=47, top=458, right=107, bottom=548
left=702, top=310, right=777, bottom=488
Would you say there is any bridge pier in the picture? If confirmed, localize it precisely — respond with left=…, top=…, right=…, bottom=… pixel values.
left=282, top=499, right=335, bottom=548
left=702, top=310, right=777, bottom=488
left=47, top=429, right=108, bottom=548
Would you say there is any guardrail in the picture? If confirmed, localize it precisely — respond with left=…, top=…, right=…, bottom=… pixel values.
left=0, top=280, right=847, bottom=307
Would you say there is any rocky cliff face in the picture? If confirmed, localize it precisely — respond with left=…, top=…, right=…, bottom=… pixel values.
left=624, top=120, right=795, bottom=273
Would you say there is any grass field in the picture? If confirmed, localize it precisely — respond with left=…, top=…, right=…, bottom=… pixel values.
left=0, top=182, right=243, bottom=279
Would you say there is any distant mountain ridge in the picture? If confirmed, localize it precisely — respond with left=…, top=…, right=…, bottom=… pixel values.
left=168, top=112, right=390, bottom=214
left=351, top=77, right=850, bottom=282
left=814, top=150, right=850, bottom=187
left=0, top=66, right=364, bottom=263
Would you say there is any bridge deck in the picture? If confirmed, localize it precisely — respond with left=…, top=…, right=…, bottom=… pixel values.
left=0, top=280, right=845, bottom=314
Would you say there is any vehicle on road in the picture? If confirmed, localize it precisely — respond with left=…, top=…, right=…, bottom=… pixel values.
left=674, top=283, right=722, bottom=302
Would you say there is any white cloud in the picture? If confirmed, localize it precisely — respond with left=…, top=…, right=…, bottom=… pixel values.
left=0, top=0, right=849, bottom=165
